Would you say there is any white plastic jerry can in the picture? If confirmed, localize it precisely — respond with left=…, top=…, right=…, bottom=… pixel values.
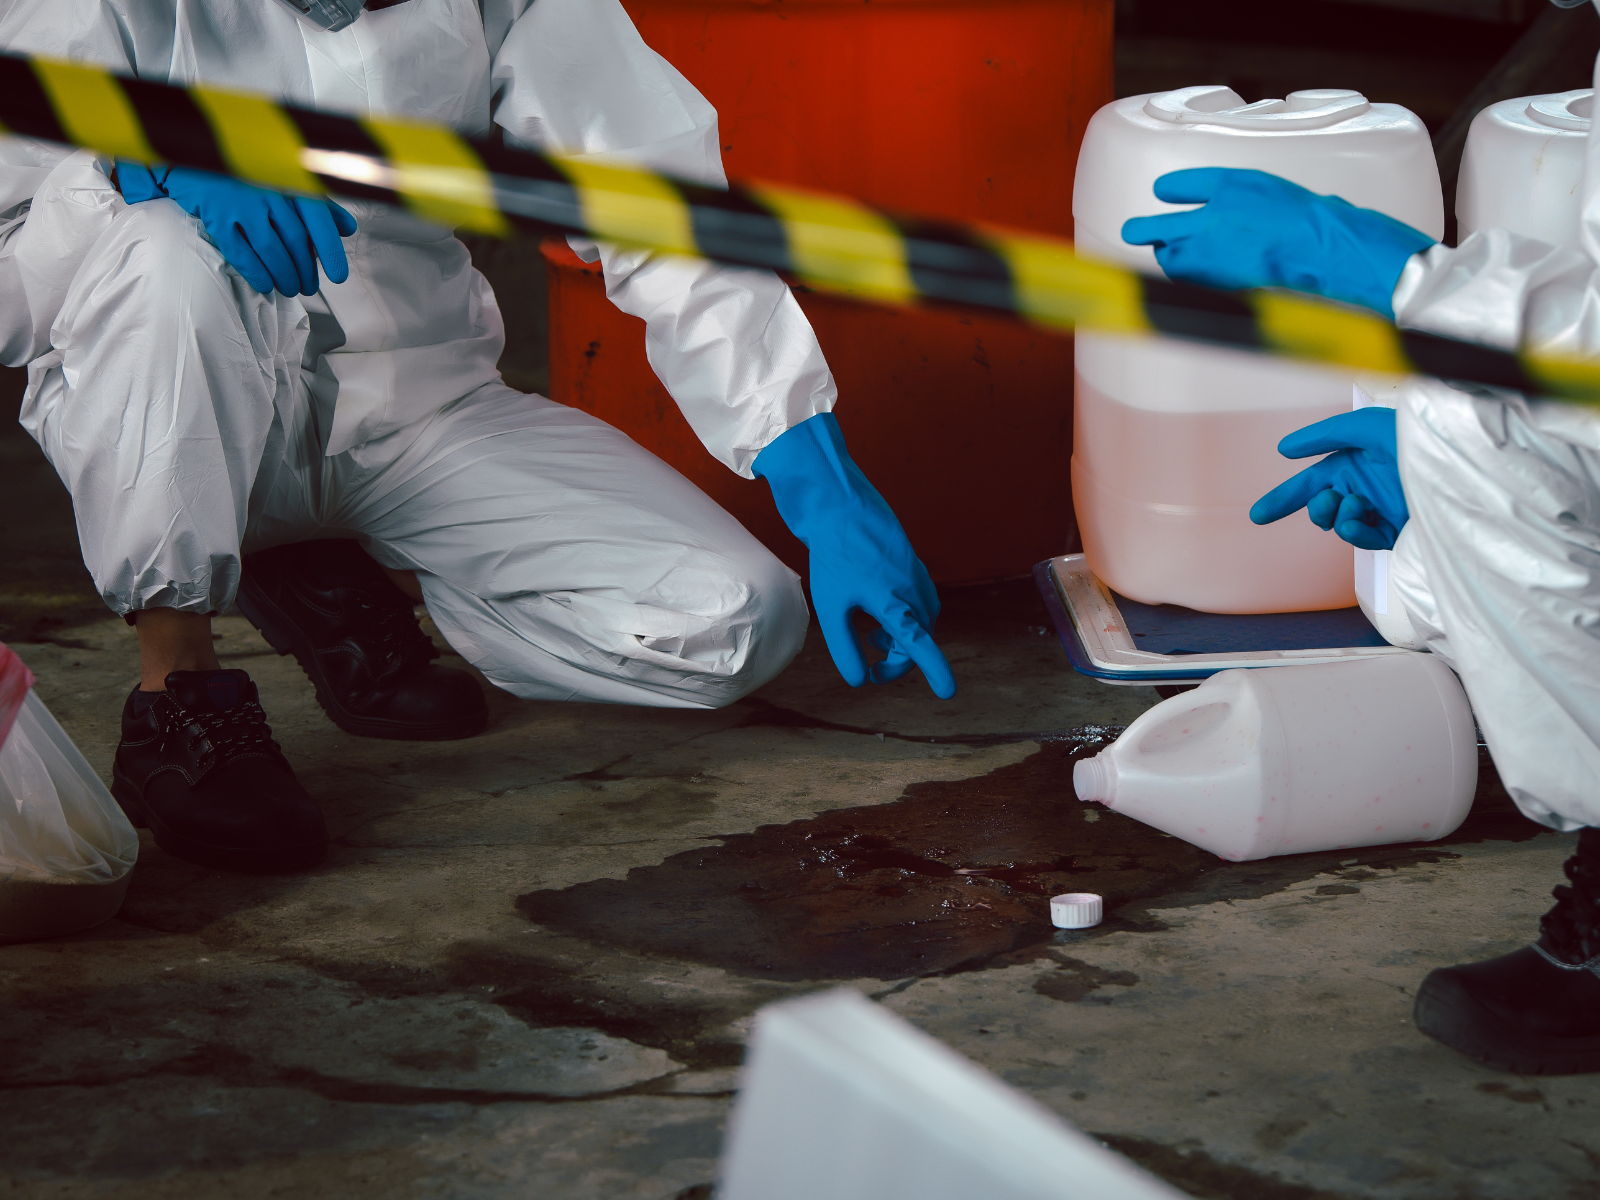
left=1071, top=653, right=1478, bottom=862
left=1071, top=86, right=1443, bottom=615
left=1458, top=89, right=1592, bottom=248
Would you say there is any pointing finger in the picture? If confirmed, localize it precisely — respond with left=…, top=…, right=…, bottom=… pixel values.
left=1121, top=207, right=1209, bottom=247
left=1150, top=167, right=1231, bottom=205
left=873, top=603, right=955, bottom=699
left=1277, top=408, right=1396, bottom=460
left=1250, top=461, right=1336, bottom=525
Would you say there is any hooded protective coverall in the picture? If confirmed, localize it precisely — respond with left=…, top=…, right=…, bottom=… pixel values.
left=1379, top=54, right=1600, bottom=833
left=0, top=0, right=826, bottom=708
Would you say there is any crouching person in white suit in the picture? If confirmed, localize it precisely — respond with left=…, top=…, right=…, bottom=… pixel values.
left=1119, top=0, right=1600, bottom=1076
left=0, top=0, right=955, bottom=873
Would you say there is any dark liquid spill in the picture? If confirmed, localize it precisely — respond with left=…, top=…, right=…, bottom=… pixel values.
left=520, top=738, right=1537, bottom=983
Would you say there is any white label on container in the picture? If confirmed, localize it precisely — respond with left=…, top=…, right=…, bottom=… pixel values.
left=1350, top=385, right=1388, bottom=616
left=1354, top=547, right=1390, bottom=616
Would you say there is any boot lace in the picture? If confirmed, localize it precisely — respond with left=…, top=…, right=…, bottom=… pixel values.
left=354, top=596, right=441, bottom=686
left=1538, top=827, right=1600, bottom=967
left=159, top=694, right=281, bottom=768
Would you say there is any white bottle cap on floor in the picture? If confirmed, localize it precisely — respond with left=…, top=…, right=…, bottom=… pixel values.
left=1050, top=893, right=1103, bottom=929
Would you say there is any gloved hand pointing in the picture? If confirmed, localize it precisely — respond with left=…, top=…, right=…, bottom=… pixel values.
left=754, top=413, right=957, bottom=699
left=1250, top=407, right=1408, bottom=550
left=1120, top=168, right=1434, bottom=318
left=116, top=161, right=357, bottom=297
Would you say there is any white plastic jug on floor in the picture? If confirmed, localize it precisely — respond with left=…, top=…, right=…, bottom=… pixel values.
left=1072, top=654, right=1477, bottom=862
left=1071, top=86, right=1442, bottom=614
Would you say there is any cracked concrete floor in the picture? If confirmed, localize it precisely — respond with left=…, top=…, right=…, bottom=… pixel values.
left=2, top=396, right=1596, bottom=1198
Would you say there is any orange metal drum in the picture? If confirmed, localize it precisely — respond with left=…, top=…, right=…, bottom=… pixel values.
left=544, top=0, right=1114, bottom=582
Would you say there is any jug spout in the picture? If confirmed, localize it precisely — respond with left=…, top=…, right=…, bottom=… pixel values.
left=1073, top=753, right=1115, bottom=805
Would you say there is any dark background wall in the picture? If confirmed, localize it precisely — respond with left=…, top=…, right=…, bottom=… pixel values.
left=1118, top=0, right=1544, bottom=133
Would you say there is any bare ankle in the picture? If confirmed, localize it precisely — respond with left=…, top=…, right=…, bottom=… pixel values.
left=133, top=609, right=220, bottom=691
left=382, top=566, right=425, bottom=604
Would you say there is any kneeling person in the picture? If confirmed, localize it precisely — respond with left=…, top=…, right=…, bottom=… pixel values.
left=1121, top=35, right=1600, bottom=1070
left=0, top=0, right=954, bottom=872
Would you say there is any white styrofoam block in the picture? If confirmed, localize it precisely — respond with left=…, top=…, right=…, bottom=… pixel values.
left=718, top=988, right=1184, bottom=1200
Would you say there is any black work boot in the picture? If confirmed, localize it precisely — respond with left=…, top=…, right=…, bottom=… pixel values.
left=111, top=670, right=328, bottom=872
left=1414, top=827, right=1600, bottom=1074
left=236, top=539, right=487, bottom=741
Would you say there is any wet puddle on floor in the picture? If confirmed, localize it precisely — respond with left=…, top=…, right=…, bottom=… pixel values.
left=518, top=738, right=1539, bottom=983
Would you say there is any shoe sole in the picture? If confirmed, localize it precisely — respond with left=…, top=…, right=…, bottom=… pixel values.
left=235, top=578, right=487, bottom=742
left=1414, top=969, right=1600, bottom=1075
left=112, top=767, right=328, bottom=874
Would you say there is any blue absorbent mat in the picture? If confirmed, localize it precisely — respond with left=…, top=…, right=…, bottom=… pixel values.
left=1114, top=594, right=1389, bottom=655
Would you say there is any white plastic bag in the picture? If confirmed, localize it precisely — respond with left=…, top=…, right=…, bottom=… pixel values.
left=0, top=645, right=139, bottom=941
left=0, top=642, right=29, bottom=750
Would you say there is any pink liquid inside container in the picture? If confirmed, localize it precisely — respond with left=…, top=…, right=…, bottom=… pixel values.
left=1071, top=87, right=1443, bottom=613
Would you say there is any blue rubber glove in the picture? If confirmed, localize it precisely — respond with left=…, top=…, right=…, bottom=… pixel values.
left=754, top=412, right=956, bottom=698
left=1250, top=408, right=1408, bottom=550
left=1121, top=168, right=1435, bottom=318
left=115, top=161, right=356, bottom=296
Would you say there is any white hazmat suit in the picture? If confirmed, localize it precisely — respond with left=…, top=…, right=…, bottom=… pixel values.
left=0, top=0, right=828, bottom=708
left=1383, top=50, right=1600, bottom=832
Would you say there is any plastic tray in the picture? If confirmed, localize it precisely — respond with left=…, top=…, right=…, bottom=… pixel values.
left=1035, top=554, right=1408, bottom=685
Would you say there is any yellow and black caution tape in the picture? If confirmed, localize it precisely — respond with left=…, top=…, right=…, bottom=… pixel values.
left=5, top=51, right=1599, bottom=405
